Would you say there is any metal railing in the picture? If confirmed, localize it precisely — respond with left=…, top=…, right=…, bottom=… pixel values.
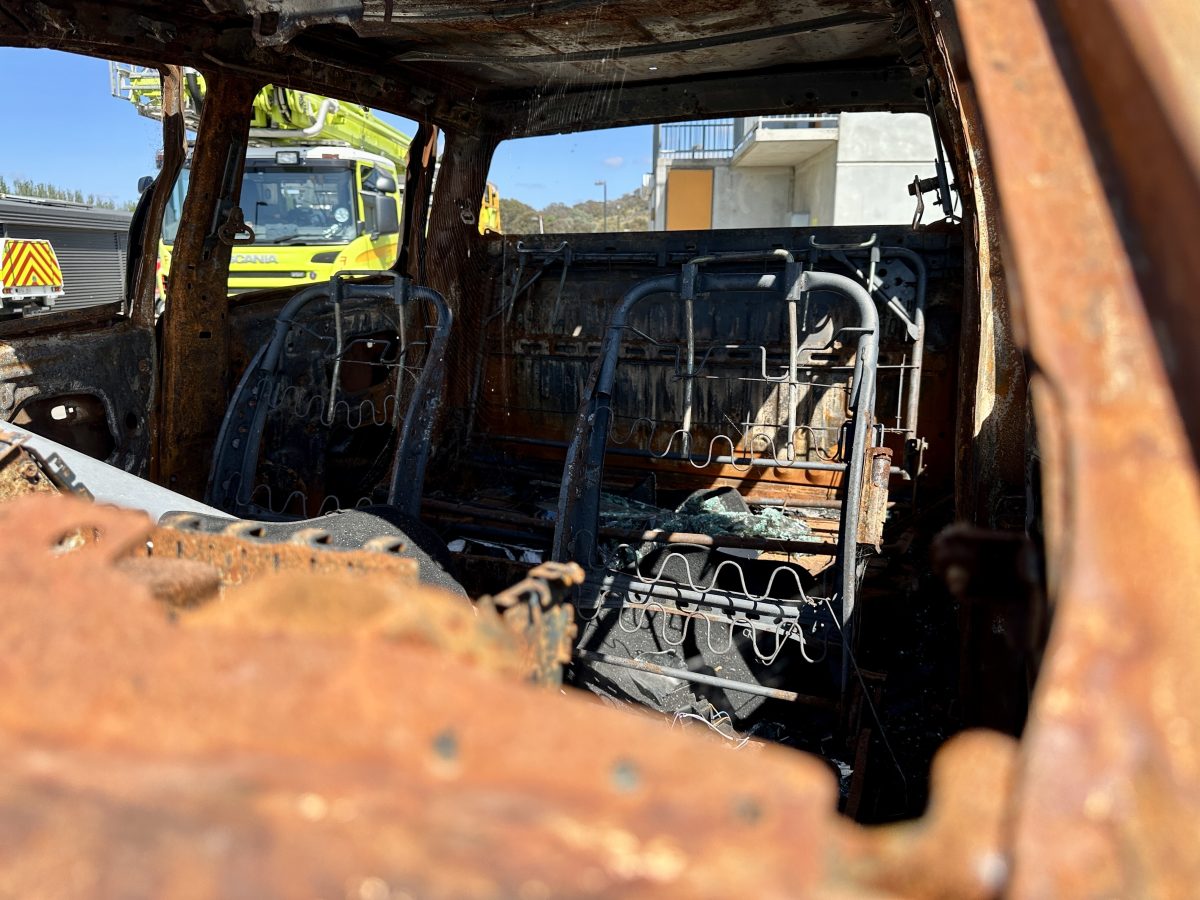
left=658, top=116, right=839, bottom=160
left=656, top=120, right=736, bottom=159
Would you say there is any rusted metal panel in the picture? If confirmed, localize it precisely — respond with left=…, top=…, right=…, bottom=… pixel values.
left=156, top=71, right=259, bottom=498
left=147, top=512, right=421, bottom=595
left=0, top=489, right=576, bottom=683
left=425, top=129, right=500, bottom=429
left=0, top=429, right=58, bottom=502
left=905, top=1, right=1029, bottom=529
left=0, top=321, right=155, bottom=473
left=857, top=446, right=892, bottom=548
left=956, top=0, right=1200, bottom=894
left=0, top=491, right=1017, bottom=898
left=1049, top=0, right=1200, bottom=461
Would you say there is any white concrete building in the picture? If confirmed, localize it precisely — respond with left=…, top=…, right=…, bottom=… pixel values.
left=649, top=113, right=939, bottom=230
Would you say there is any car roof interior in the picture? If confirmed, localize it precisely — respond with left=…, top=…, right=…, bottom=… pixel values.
left=4, top=0, right=929, bottom=135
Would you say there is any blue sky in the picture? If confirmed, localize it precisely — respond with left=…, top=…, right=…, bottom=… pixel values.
left=489, top=126, right=651, bottom=208
left=0, top=47, right=652, bottom=209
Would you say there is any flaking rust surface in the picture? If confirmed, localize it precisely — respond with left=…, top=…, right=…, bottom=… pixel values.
left=0, top=492, right=1015, bottom=898
left=0, top=442, right=57, bottom=503
left=147, top=514, right=421, bottom=593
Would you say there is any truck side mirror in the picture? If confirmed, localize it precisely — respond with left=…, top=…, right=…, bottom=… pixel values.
left=137, top=175, right=155, bottom=194
left=361, top=168, right=397, bottom=195
left=377, top=196, right=400, bottom=234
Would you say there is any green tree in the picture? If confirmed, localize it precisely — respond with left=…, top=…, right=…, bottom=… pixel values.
left=499, top=197, right=539, bottom=233
left=1, top=174, right=127, bottom=209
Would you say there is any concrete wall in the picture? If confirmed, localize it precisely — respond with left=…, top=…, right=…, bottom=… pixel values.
left=793, top=145, right=837, bottom=227
left=650, top=158, right=669, bottom=229
left=711, top=164, right=792, bottom=229
left=832, top=112, right=938, bottom=225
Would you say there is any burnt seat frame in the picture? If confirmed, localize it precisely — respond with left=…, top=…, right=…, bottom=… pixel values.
left=206, top=272, right=452, bottom=520
left=552, top=262, right=880, bottom=632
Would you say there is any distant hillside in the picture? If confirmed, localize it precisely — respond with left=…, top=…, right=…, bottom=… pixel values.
left=500, top=185, right=651, bottom=234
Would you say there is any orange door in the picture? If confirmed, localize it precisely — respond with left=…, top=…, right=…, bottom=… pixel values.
left=666, top=168, right=714, bottom=230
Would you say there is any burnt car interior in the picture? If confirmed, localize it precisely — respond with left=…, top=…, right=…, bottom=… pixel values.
left=0, top=0, right=1039, bottom=819
left=1, top=1, right=1197, bottom=893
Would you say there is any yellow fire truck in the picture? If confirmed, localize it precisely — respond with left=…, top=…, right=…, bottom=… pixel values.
left=110, top=64, right=501, bottom=299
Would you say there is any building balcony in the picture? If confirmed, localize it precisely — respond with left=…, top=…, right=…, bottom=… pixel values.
left=731, top=115, right=839, bottom=168
left=656, top=115, right=838, bottom=165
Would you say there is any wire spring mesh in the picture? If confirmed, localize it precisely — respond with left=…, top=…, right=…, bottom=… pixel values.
left=577, top=599, right=830, bottom=667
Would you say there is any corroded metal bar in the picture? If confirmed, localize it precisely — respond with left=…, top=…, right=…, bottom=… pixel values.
left=130, top=65, right=185, bottom=329
left=156, top=72, right=259, bottom=497
left=398, top=122, right=439, bottom=282
left=576, top=649, right=814, bottom=704
left=424, top=129, right=500, bottom=421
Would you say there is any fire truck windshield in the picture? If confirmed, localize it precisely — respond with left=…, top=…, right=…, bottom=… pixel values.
left=161, top=164, right=358, bottom=246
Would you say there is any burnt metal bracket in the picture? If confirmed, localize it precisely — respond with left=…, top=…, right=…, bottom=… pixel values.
left=482, top=560, right=585, bottom=686
left=928, top=83, right=957, bottom=220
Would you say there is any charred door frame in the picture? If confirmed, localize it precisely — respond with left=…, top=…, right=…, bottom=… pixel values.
left=155, top=71, right=260, bottom=496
